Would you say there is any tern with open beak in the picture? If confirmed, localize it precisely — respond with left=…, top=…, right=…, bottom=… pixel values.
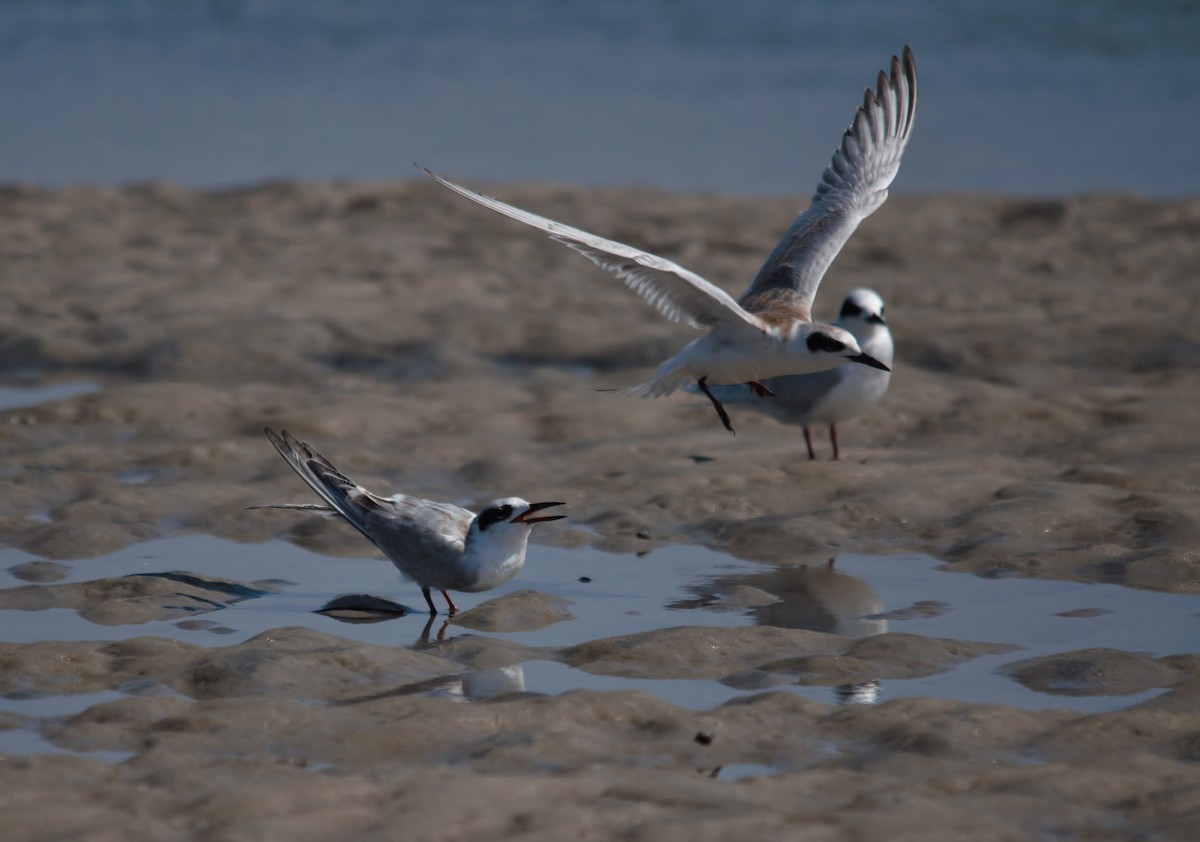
left=253, top=428, right=565, bottom=615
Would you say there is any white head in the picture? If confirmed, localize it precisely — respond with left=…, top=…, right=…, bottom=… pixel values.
left=835, top=288, right=893, bottom=368
left=462, top=497, right=566, bottom=591
left=838, top=288, right=887, bottom=331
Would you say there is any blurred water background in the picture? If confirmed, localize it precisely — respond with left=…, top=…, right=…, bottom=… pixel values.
left=1, top=0, right=1197, bottom=196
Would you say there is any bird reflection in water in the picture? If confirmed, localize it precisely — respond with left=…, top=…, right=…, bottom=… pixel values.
left=315, top=595, right=523, bottom=698
left=669, top=558, right=886, bottom=636
left=669, top=557, right=886, bottom=704
left=333, top=662, right=528, bottom=707
left=315, top=594, right=451, bottom=643
left=406, top=663, right=527, bottom=702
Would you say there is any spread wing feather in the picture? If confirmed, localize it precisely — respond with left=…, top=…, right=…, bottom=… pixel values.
left=421, top=168, right=767, bottom=337
left=740, top=46, right=917, bottom=315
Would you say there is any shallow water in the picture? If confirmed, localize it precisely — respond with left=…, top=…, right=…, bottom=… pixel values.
left=1, top=534, right=1195, bottom=739
left=0, top=690, right=136, bottom=762
left=0, top=381, right=99, bottom=412
left=1, top=2, right=1196, bottom=195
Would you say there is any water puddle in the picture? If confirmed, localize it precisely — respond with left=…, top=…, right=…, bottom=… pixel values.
left=709, top=762, right=783, bottom=782
left=1, top=534, right=1197, bottom=760
left=0, top=380, right=100, bottom=412
left=0, top=689, right=137, bottom=762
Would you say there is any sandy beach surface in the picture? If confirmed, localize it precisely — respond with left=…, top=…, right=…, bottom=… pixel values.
left=1, top=181, right=1199, bottom=840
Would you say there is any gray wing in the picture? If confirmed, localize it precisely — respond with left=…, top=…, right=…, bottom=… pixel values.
left=421, top=167, right=767, bottom=337
left=761, top=369, right=844, bottom=419
left=739, top=47, right=917, bottom=318
left=262, top=428, right=473, bottom=560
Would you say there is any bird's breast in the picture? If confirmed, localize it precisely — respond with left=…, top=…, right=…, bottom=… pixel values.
left=684, top=333, right=845, bottom=384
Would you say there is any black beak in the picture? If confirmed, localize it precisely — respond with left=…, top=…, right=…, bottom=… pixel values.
left=512, top=501, right=567, bottom=524
left=866, top=313, right=887, bottom=325
left=848, top=353, right=891, bottom=372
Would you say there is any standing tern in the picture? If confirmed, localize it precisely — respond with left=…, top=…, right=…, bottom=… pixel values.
left=696, top=288, right=893, bottom=459
left=253, top=428, right=565, bottom=615
left=421, top=46, right=916, bottom=434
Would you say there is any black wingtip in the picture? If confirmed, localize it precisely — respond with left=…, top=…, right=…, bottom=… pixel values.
left=263, top=426, right=288, bottom=454
left=901, top=45, right=917, bottom=96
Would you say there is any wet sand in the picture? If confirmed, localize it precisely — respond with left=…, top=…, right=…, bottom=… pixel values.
left=1, top=182, right=1199, bottom=839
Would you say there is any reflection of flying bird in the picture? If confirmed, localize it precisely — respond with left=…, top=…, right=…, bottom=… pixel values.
left=422, top=46, right=915, bottom=434
left=695, top=288, right=893, bottom=459
left=754, top=561, right=887, bottom=638
left=253, top=428, right=565, bottom=615
left=673, top=559, right=886, bottom=638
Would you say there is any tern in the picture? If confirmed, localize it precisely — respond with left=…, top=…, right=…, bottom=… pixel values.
left=696, top=288, right=893, bottom=459
left=253, top=428, right=565, bottom=615
left=421, top=46, right=915, bottom=434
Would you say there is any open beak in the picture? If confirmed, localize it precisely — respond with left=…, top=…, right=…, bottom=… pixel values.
left=512, top=501, right=567, bottom=524
left=848, top=353, right=891, bottom=372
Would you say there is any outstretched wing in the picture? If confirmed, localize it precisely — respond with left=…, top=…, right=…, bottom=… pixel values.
left=422, top=167, right=767, bottom=337
left=739, top=46, right=918, bottom=318
left=261, top=428, right=473, bottom=560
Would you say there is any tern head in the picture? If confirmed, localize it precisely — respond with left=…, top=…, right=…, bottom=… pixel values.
left=463, top=498, right=566, bottom=590
left=469, top=497, right=565, bottom=540
left=839, top=288, right=887, bottom=328
left=803, top=324, right=891, bottom=372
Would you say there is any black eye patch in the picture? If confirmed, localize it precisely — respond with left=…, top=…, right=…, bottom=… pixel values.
left=806, top=333, right=847, bottom=354
left=839, top=300, right=864, bottom=320
left=477, top=504, right=514, bottom=531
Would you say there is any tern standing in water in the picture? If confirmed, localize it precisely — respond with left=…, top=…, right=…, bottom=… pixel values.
left=253, top=428, right=565, bottom=615
left=422, top=46, right=916, bottom=434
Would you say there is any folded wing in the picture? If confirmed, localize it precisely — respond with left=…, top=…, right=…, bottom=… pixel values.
left=262, top=428, right=472, bottom=560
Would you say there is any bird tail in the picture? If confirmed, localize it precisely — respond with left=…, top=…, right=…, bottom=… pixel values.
left=245, top=502, right=340, bottom=517
left=260, top=428, right=388, bottom=541
left=602, top=363, right=693, bottom=399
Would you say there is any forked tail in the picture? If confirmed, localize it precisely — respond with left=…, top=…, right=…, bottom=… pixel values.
left=259, top=428, right=385, bottom=542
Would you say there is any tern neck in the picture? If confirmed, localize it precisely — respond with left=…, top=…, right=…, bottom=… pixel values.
left=461, top=525, right=531, bottom=591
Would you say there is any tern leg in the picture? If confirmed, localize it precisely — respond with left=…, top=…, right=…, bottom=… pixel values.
left=697, top=377, right=735, bottom=435
left=421, top=587, right=438, bottom=616
left=802, top=425, right=817, bottom=460
left=441, top=590, right=458, bottom=615
left=830, top=424, right=841, bottom=461
left=747, top=380, right=776, bottom=398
